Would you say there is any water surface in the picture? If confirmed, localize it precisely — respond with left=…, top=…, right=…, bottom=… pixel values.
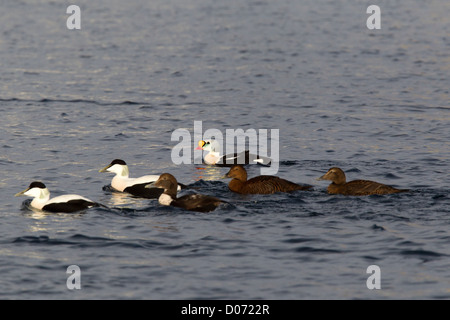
left=0, top=0, right=449, bottom=299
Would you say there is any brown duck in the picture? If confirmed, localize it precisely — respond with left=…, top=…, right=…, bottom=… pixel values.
left=146, top=173, right=225, bottom=212
left=224, top=165, right=312, bottom=194
left=317, top=167, right=409, bottom=196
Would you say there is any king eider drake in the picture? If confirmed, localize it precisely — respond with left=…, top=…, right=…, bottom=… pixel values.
left=196, top=140, right=272, bottom=167
left=99, top=159, right=184, bottom=199
left=317, top=167, right=409, bottom=196
left=146, top=173, right=225, bottom=212
left=224, top=165, right=312, bottom=194
left=15, top=181, right=100, bottom=213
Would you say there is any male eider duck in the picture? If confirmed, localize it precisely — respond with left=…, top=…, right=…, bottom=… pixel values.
left=147, top=173, right=225, bottom=212
left=196, top=140, right=272, bottom=167
left=224, top=165, right=312, bottom=194
left=317, top=167, right=409, bottom=196
left=99, top=159, right=183, bottom=199
left=15, top=181, right=100, bottom=213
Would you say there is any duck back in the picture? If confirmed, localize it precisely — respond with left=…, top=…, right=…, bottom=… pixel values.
left=231, top=175, right=312, bottom=194
left=329, top=180, right=409, bottom=196
left=172, top=194, right=224, bottom=212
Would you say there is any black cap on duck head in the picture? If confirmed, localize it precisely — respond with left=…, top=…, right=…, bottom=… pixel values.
left=29, top=181, right=47, bottom=189
left=110, top=159, right=127, bottom=166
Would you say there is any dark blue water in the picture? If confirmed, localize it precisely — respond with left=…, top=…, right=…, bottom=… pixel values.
left=0, top=0, right=449, bottom=299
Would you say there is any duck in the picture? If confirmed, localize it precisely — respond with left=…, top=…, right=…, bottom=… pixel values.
left=15, top=181, right=100, bottom=213
left=99, top=159, right=184, bottom=199
left=223, top=165, right=312, bottom=194
left=196, top=139, right=272, bottom=167
left=146, top=173, right=225, bottom=212
left=317, top=167, right=409, bottom=196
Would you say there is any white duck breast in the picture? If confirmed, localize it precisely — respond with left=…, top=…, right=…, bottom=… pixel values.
left=196, top=140, right=272, bottom=167
left=15, top=182, right=99, bottom=213
left=99, top=159, right=183, bottom=199
left=157, top=193, right=174, bottom=206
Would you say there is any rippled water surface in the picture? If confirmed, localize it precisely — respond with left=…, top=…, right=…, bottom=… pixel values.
left=0, top=0, right=449, bottom=299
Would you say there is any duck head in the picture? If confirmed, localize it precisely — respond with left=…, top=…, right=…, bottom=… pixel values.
left=99, top=159, right=129, bottom=177
left=223, top=165, right=248, bottom=182
left=317, top=167, right=346, bottom=185
left=146, top=173, right=178, bottom=198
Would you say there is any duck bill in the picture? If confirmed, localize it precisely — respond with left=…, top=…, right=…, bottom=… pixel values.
left=145, top=182, right=156, bottom=189
left=221, top=171, right=232, bottom=179
left=98, top=164, right=111, bottom=173
left=195, top=140, right=205, bottom=150
left=316, top=174, right=328, bottom=181
left=14, top=188, right=29, bottom=197
left=145, top=181, right=163, bottom=189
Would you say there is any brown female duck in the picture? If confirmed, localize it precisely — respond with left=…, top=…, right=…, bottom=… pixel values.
left=317, top=167, right=409, bottom=196
left=224, top=165, right=312, bottom=194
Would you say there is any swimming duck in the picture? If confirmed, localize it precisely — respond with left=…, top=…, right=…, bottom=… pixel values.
left=99, top=159, right=183, bottom=199
left=223, top=165, right=312, bottom=194
left=15, top=181, right=100, bottom=213
left=196, top=140, right=272, bottom=167
left=317, top=167, right=409, bottom=196
left=147, top=173, right=225, bottom=212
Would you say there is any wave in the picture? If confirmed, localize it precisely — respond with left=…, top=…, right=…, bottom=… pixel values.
left=0, top=97, right=144, bottom=106
left=8, top=234, right=168, bottom=249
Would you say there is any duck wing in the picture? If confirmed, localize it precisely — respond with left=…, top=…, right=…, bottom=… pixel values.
left=124, top=183, right=164, bottom=199
left=43, top=199, right=99, bottom=213
left=215, top=151, right=272, bottom=167
left=173, top=194, right=224, bottom=212
left=242, top=176, right=312, bottom=194
left=342, top=180, right=408, bottom=196
left=246, top=152, right=272, bottom=166
left=121, top=175, right=184, bottom=198
left=124, top=175, right=160, bottom=187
